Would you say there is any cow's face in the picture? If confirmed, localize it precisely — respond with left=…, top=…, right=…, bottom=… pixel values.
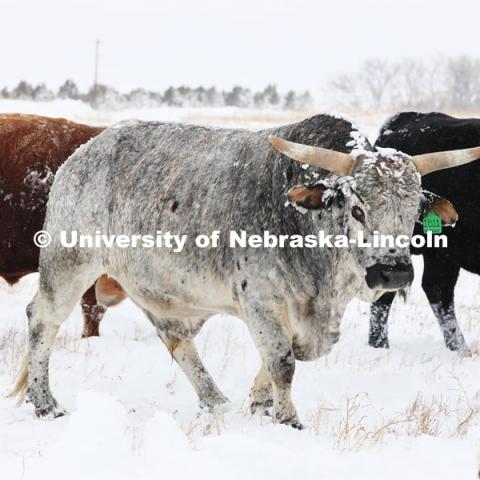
left=286, top=152, right=419, bottom=293
left=345, top=150, right=420, bottom=291
left=271, top=136, right=480, bottom=295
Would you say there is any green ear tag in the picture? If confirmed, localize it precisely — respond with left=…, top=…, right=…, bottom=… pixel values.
left=423, top=210, right=442, bottom=234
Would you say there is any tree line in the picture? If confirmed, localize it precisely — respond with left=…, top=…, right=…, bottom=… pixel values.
left=4, top=55, right=479, bottom=111
left=0, top=80, right=313, bottom=110
left=328, top=55, right=480, bottom=111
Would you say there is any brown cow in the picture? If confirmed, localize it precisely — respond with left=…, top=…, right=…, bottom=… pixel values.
left=0, top=113, right=124, bottom=336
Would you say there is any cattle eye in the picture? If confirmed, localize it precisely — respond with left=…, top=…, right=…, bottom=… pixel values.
left=351, top=206, right=365, bottom=223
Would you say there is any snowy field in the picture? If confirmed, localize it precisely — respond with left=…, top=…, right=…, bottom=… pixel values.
left=1, top=100, right=480, bottom=479
left=0, top=98, right=386, bottom=137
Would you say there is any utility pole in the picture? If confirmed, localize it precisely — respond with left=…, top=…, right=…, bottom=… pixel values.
left=93, top=39, right=100, bottom=108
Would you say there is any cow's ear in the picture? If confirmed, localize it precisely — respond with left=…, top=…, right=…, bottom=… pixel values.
left=431, top=198, right=458, bottom=226
left=287, top=185, right=327, bottom=211
left=418, top=190, right=459, bottom=226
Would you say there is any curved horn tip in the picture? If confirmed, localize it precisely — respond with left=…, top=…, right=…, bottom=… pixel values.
left=412, top=145, right=480, bottom=176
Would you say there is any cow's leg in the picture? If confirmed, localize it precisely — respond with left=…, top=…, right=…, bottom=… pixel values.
left=242, top=299, right=301, bottom=429
left=422, top=253, right=469, bottom=355
left=144, top=313, right=228, bottom=409
left=368, top=291, right=396, bottom=349
left=80, top=284, right=106, bottom=338
left=249, top=363, right=273, bottom=415
left=25, top=272, right=96, bottom=416
left=159, top=332, right=229, bottom=410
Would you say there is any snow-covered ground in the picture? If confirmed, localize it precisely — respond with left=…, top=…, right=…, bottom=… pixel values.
left=1, top=100, right=479, bottom=479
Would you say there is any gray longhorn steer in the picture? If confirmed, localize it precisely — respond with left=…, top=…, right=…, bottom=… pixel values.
left=13, top=114, right=480, bottom=428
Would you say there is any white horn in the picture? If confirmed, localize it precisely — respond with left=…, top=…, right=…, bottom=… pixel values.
left=269, top=135, right=356, bottom=177
left=412, top=146, right=480, bottom=176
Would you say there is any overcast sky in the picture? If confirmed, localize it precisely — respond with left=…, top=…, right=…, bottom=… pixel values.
left=1, top=0, right=478, bottom=93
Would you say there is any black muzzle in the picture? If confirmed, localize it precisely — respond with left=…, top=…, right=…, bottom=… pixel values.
left=365, top=263, right=414, bottom=290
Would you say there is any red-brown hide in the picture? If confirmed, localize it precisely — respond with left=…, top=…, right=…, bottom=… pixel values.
left=0, top=114, right=105, bottom=336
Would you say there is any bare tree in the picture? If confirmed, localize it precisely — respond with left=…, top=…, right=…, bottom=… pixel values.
left=445, top=56, right=480, bottom=109
left=328, top=74, right=362, bottom=109
left=327, top=54, right=480, bottom=112
left=359, top=58, right=398, bottom=109
left=328, top=58, right=397, bottom=110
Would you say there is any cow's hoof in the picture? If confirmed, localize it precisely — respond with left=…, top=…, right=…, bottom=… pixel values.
left=446, top=338, right=471, bottom=357
left=274, top=411, right=303, bottom=430
left=27, top=390, right=64, bottom=419
left=81, top=324, right=100, bottom=338
left=276, top=415, right=304, bottom=430
left=250, top=398, right=273, bottom=416
left=35, top=406, right=66, bottom=419
left=368, top=338, right=389, bottom=349
left=457, top=345, right=472, bottom=358
left=199, top=394, right=230, bottom=412
left=288, top=420, right=304, bottom=430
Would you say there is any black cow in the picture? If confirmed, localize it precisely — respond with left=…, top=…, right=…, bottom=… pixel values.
left=369, top=112, right=480, bottom=355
